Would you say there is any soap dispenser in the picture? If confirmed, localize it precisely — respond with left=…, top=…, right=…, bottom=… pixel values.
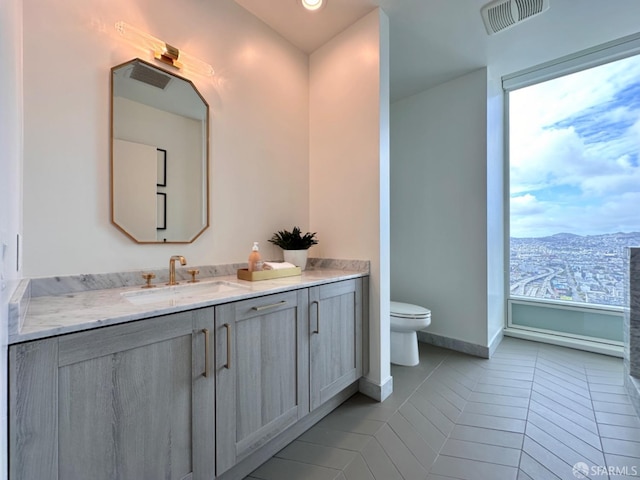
left=248, top=242, right=263, bottom=272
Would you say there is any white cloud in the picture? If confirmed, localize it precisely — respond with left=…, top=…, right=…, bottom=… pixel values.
left=509, top=54, right=640, bottom=237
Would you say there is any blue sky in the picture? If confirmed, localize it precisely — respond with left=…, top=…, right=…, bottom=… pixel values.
left=509, top=54, right=640, bottom=238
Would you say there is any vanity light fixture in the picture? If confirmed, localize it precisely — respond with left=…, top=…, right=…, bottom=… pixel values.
left=115, top=21, right=214, bottom=77
left=300, top=0, right=326, bottom=11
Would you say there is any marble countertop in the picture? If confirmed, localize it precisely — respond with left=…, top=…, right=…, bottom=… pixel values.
left=10, top=267, right=367, bottom=345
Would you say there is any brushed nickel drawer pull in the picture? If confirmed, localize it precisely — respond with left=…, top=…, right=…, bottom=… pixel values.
left=311, top=300, right=320, bottom=334
left=202, top=328, right=210, bottom=378
left=251, top=300, right=287, bottom=311
left=223, top=323, right=231, bottom=369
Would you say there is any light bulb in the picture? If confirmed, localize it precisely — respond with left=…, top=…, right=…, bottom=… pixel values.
left=301, top=0, right=324, bottom=11
left=115, top=21, right=214, bottom=77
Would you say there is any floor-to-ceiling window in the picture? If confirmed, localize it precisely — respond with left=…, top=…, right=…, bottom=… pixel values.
left=504, top=36, right=640, bottom=350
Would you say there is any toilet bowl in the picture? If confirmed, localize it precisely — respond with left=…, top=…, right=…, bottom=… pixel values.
left=390, top=301, right=431, bottom=366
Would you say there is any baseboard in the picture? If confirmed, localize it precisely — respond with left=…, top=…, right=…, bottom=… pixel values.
left=488, top=329, right=504, bottom=358
left=625, top=370, right=640, bottom=419
left=359, top=375, right=393, bottom=402
left=417, top=331, right=490, bottom=359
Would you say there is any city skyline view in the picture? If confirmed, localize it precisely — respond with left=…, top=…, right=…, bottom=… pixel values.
left=510, top=231, right=640, bottom=307
left=509, top=53, right=640, bottom=239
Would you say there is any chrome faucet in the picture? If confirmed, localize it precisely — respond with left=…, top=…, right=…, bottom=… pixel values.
left=169, top=255, right=187, bottom=285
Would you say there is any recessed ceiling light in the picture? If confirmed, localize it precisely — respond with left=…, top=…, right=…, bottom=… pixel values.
left=300, top=0, right=325, bottom=11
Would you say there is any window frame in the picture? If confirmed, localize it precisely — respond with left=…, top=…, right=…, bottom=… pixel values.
left=503, top=32, right=640, bottom=344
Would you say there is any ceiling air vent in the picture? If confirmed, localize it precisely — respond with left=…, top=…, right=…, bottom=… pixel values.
left=129, top=62, right=172, bottom=90
left=481, top=0, right=550, bottom=35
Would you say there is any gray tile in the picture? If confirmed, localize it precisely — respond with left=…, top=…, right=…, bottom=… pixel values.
left=298, top=426, right=372, bottom=452
left=479, top=367, right=535, bottom=380
left=467, top=392, right=530, bottom=408
left=449, top=424, right=524, bottom=449
left=338, top=395, right=399, bottom=423
left=526, top=411, right=605, bottom=465
left=415, top=387, right=462, bottom=422
left=374, top=424, right=429, bottom=480
left=476, top=376, right=532, bottom=389
left=604, top=453, right=640, bottom=477
left=247, top=339, right=640, bottom=480
left=588, top=375, right=626, bottom=386
left=317, top=410, right=385, bottom=436
left=591, top=391, right=633, bottom=404
left=601, top=437, right=640, bottom=458
left=529, top=393, right=599, bottom=434
left=529, top=397, right=598, bottom=436
left=473, top=383, right=531, bottom=398
left=535, top=367, right=589, bottom=390
left=519, top=452, right=561, bottom=480
left=440, top=438, right=521, bottom=467
left=533, top=374, right=591, bottom=401
left=398, top=402, right=447, bottom=453
left=456, top=412, right=526, bottom=433
left=522, top=437, right=582, bottom=480
left=531, top=383, right=594, bottom=415
left=409, top=395, right=455, bottom=436
left=425, top=380, right=467, bottom=411
left=593, top=401, right=639, bottom=416
left=251, top=457, right=341, bottom=480
left=483, top=359, right=536, bottom=370
left=360, top=438, right=403, bottom=480
left=589, top=383, right=627, bottom=394
left=596, top=411, right=640, bottom=428
left=463, top=401, right=528, bottom=420
left=517, top=470, right=535, bottom=480
left=535, top=358, right=586, bottom=380
left=387, top=412, right=438, bottom=470
left=525, top=423, right=600, bottom=472
left=430, top=372, right=473, bottom=400
left=276, top=441, right=357, bottom=470
left=343, top=455, right=375, bottom=480
left=599, top=424, right=640, bottom=442
left=429, top=455, right=518, bottom=480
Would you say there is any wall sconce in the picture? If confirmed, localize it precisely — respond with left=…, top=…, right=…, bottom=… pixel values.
left=115, top=21, right=214, bottom=77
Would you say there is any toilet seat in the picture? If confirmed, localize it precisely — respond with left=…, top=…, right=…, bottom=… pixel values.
left=391, top=301, right=430, bottom=319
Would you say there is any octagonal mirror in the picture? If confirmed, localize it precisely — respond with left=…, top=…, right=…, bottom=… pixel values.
left=111, top=58, right=209, bottom=243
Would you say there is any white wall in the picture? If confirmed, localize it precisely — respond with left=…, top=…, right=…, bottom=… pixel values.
left=22, top=0, right=309, bottom=276
left=0, top=0, right=23, bottom=476
left=486, top=72, right=505, bottom=349
left=309, top=9, right=391, bottom=394
left=390, top=68, right=490, bottom=349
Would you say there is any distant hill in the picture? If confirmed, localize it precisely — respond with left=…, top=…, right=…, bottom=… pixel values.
left=512, top=232, right=640, bottom=242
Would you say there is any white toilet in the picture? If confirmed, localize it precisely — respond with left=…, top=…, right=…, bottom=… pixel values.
left=390, top=301, right=431, bottom=366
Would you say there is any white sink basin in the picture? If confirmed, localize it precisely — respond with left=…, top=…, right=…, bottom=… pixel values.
left=121, top=280, right=249, bottom=305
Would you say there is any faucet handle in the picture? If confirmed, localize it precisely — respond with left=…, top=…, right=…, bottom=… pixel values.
left=141, top=273, right=156, bottom=289
left=187, top=269, right=200, bottom=283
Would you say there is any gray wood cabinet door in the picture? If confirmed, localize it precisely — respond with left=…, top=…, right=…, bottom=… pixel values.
left=215, top=290, right=309, bottom=476
left=9, top=309, right=215, bottom=480
left=309, top=278, right=363, bottom=410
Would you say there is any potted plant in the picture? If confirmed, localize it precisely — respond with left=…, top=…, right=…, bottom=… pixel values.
left=268, top=226, right=318, bottom=270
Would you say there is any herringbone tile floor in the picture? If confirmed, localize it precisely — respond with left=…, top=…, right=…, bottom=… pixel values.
left=247, top=337, right=640, bottom=480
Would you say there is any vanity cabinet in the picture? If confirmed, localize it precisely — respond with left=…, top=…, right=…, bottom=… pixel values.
left=9, top=275, right=367, bottom=480
left=9, top=308, right=215, bottom=480
left=309, top=278, right=363, bottom=410
left=214, top=290, right=309, bottom=476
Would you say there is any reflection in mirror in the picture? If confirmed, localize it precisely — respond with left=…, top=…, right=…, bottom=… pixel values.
left=111, top=58, right=209, bottom=243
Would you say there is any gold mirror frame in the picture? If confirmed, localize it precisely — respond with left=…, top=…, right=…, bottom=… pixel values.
left=110, top=58, right=210, bottom=243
